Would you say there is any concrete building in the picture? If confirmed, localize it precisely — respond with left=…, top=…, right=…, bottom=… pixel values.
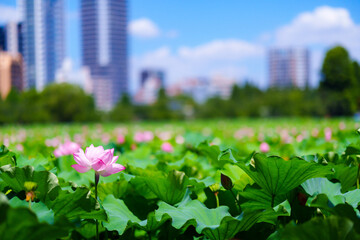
left=20, top=0, right=65, bottom=90
left=81, top=0, right=128, bottom=110
left=0, top=52, right=23, bottom=99
left=268, top=48, right=310, bottom=88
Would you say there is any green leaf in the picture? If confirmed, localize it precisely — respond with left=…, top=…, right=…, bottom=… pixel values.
left=102, top=194, right=140, bottom=235
left=301, top=178, right=360, bottom=208
left=239, top=186, right=287, bottom=211
left=344, top=144, right=360, bottom=156
left=202, top=210, right=279, bottom=240
left=47, top=187, right=107, bottom=221
left=0, top=165, right=60, bottom=202
left=220, top=163, right=254, bottom=191
left=237, top=154, right=332, bottom=207
left=0, top=145, right=16, bottom=167
left=143, top=169, right=188, bottom=205
left=0, top=193, right=68, bottom=240
left=281, top=216, right=360, bottom=240
left=333, top=164, right=358, bottom=191
left=154, top=199, right=231, bottom=233
left=9, top=197, right=54, bottom=224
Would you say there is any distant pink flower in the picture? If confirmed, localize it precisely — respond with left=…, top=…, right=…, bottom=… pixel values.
left=101, top=134, right=110, bottom=144
left=311, top=128, right=319, bottom=137
left=131, top=144, right=137, bottom=150
left=325, top=128, right=332, bottom=142
left=117, top=134, right=125, bottom=144
left=72, top=144, right=125, bottom=177
left=16, top=144, right=24, bottom=152
left=54, top=141, right=81, bottom=157
left=143, top=131, right=154, bottom=142
left=134, top=132, right=144, bottom=143
left=260, top=142, right=270, bottom=153
left=161, top=142, right=174, bottom=153
left=134, top=131, right=154, bottom=143
left=296, top=134, right=304, bottom=143
left=339, top=122, right=346, bottom=130
left=175, top=135, right=185, bottom=144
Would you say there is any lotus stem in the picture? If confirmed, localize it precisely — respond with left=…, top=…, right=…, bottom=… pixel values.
left=95, top=172, right=100, bottom=240
left=357, top=163, right=360, bottom=189
left=230, top=189, right=241, bottom=211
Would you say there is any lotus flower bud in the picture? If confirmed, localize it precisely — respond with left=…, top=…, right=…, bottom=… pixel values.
left=221, top=173, right=233, bottom=190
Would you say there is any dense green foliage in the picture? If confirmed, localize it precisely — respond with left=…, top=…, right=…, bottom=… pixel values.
left=0, top=120, right=360, bottom=239
left=0, top=83, right=99, bottom=124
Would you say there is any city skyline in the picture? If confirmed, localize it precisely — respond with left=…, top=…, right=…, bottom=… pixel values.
left=0, top=0, right=359, bottom=93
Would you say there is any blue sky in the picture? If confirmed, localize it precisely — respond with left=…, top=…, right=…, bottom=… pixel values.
left=1, top=0, right=360, bottom=91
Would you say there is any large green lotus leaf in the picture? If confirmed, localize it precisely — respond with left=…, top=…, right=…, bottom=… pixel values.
left=0, top=145, right=16, bottom=167
left=57, top=169, right=94, bottom=188
left=138, top=211, right=170, bottom=232
left=202, top=210, right=280, bottom=240
left=0, top=165, right=60, bottom=202
left=154, top=199, right=231, bottom=234
left=237, top=154, right=332, bottom=204
left=9, top=197, right=54, bottom=224
left=0, top=193, right=68, bottom=240
left=102, top=194, right=141, bottom=235
left=47, top=187, right=107, bottom=221
left=142, top=169, right=188, bottom=205
left=332, top=164, right=358, bottom=192
left=239, top=185, right=288, bottom=212
left=220, top=163, right=254, bottom=191
left=102, top=195, right=170, bottom=234
left=301, top=178, right=360, bottom=208
left=344, top=144, right=360, bottom=156
left=74, top=219, right=106, bottom=239
left=280, top=216, right=360, bottom=240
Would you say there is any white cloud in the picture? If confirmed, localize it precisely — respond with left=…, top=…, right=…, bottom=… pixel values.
left=0, top=4, right=20, bottom=24
left=275, top=6, right=360, bottom=59
left=178, top=39, right=262, bottom=60
left=128, top=18, right=160, bottom=38
left=130, top=40, right=264, bottom=92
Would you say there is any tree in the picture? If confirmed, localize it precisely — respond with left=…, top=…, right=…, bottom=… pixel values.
left=320, top=46, right=356, bottom=91
left=109, top=93, right=134, bottom=121
left=319, top=46, right=358, bottom=115
left=41, top=83, right=99, bottom=122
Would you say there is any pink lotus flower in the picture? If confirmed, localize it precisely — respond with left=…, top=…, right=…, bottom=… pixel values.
left=325, top=128, right=332, bottom=142
left=54, top=141, right=81, bottom=157
left=260, top=142, right=270, bottom=153
left=161, top=142, right=174, bottom=153
left=117, top=134, right=125, bottom=144
left=72, top=144, right=125, bottom=177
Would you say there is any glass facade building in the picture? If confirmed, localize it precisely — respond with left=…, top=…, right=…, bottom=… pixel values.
left=21, top=0, right=64, bottom=90
left=268, top=48, right=310, bottom=88
left=81, top=0, right=128, bottom=110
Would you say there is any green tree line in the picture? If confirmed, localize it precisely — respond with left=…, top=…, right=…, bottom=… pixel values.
left=0, top=45, right=359, bottom=124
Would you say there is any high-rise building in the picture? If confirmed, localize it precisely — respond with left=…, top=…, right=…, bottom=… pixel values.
left=4, top=22, right=23, bottom=56
left=21, top=0, right=65, bottom=90
left=140, top=69, right=165, bottom=87
left=0, top=26, right=7, bottom=51
left=0, top=51, right=24, bottom=99
left=268, top=48, right=310, bottom=88
left=81, top=0, right=128, bottom=110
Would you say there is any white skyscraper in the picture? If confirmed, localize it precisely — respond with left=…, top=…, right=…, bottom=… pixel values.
left=21, top=0, right=65, bottom=90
